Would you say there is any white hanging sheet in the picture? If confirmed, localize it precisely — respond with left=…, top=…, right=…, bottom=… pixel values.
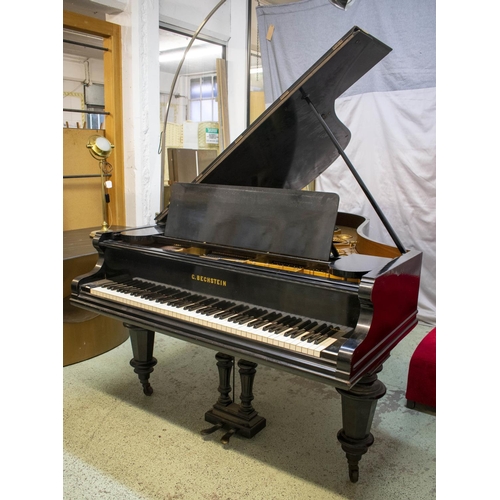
left=256, top=0, right=436, bottom=324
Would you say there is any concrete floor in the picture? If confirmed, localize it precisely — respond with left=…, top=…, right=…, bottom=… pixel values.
left=63, top=322, right=436, bottom=500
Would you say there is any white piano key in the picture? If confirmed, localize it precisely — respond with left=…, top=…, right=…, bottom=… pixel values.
left=89, top=279, right=349, bottom=359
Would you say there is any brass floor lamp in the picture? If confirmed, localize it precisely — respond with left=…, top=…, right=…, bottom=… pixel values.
left=86, top=135, right=114, bottom=237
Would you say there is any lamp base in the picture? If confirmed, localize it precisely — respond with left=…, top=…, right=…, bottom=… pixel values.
left=89, top=223, right=110, bottom=238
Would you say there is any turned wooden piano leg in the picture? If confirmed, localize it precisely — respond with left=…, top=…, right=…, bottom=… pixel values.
left=216, top=352, right=234, bottom=406
left=237, top=359, right=258, bottom=417
left=126, top=323, right=157, bottom=396
left=336, top=365, right=386, bottom=483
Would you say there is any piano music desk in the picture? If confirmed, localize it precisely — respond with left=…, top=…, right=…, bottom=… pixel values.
left=63, top=228, right=129, bottom=366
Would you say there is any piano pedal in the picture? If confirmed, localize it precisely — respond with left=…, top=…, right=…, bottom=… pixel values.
left=200, top=423, right=224, bottom=436
left=203, top=403, right=266, bottom=442
left=220, top=427, right=238, bottom=445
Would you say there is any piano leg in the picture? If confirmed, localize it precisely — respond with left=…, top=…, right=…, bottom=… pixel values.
left=336, top=365, right=387, bottom=483
left=203, top=353, right=266, bottom=443
left=126, top=323, right=157, bottom=396
left=216, top=352, right=234, bottom=406
left=237, top=359, right=258, bottom=416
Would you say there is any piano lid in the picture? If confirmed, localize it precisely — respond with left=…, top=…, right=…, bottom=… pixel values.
left=194, top=26, right=391, bottom=190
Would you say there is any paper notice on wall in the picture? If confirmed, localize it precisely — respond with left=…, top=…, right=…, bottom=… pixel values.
left=205, top=127, right=219, bottom=145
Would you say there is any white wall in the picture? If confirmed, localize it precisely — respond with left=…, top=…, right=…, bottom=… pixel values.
left=107, top=1, right=161, bottom=227
left=107, top=0, right=248, bottom=227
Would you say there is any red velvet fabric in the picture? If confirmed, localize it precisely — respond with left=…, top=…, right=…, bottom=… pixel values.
left=406, top=328, right=436, bottom=408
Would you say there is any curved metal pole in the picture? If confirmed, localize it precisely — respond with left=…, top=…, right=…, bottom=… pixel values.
left=159, top=0, right=228, bottom=210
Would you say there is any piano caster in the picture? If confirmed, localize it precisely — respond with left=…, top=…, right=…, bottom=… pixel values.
left=142, top=382, right=154, bottom=396
left=348, top=464, right=359, bottom=484
left=337, top=431, right=374, bottom=483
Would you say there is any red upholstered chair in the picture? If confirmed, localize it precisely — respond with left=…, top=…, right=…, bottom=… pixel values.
left=406, top=327, right=436, bottom=409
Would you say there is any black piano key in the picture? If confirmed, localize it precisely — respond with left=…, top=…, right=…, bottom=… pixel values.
left=238, top=308, right=267, bottom=324
left=274, top=317, right=302, bottom=334
left=106, top=279, right=137, bottom=291
left=312, top=327, right=335, bottom=344
left=156, top=290, right=187, bottom=304
left=257, top=316, right=285, bottom=331
left=267, top=316, right=298, bottom=334
left=207, top=299, right=236, bottom=314
left=104, top=278, right=135, bottom=291
left=249, top=312, right=281, bottom=328
left=154, top=288, right=182, bottom=302
left=262, top=314, right=288, bottom=332
left=131, top=283, right=159, bottom=296
left=138, top=285, right=170, bottom=299
left=263, top=315, right=290, bottom=332
left=123, top=279, right=155, bottom=295
left=186, top=295, right=211, bottom=306
left=313, top=326, right=343, bottom=344
left=183, top=297, right=215, bottom=311
left=159, top=291, right=187, bottom=305
left=246, top=311, right=273, bottom=327
left=214, top=304, right=248, bottom=319
left=172, top=294, right=205, bottom=308
left=213, top=303, right=246, bottom=319
left=165, top=291, right=192, bottom=305
left=289, top=321, right=318, bottom=339
left=228, top=307, right=261, bottom=323
left=236, top=308, right=267, bottom=325
left=200, top=300, right=227, bottom=313
left=301, top=324, right=330, bottom=342
left=114, top=284, right=142, bottom=295
left=284, top=319, right=312, bottom=337
left=199, top=305, right=228, bottom=316
left=228, top=308, right=256, bottom=323
left=301, top=323, right=328, bottom=339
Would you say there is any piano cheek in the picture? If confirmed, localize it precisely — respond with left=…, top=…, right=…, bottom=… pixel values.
left=351, top=272, right=421, bottom=378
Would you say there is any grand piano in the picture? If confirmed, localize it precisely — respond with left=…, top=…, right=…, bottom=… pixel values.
left=71, top=27, right=422, bottom=483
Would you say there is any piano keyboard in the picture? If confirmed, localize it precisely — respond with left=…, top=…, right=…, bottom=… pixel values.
left=84, top=278, right=352, bottom=359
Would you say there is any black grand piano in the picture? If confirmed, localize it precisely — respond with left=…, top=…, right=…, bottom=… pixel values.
left=71, top=27, right=422, bottom=483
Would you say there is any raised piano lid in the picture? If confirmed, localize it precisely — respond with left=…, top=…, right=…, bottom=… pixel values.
left=194, top=26, right=391, bottom=190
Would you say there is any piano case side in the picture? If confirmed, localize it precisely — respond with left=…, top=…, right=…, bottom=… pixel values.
left=336, top=250, right=423, bottom=386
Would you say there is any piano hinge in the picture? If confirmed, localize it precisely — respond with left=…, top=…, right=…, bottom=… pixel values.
left=279, top=91, right=290, bottom=101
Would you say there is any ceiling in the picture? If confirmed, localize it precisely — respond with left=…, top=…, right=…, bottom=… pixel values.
left=63, top=0, right=307, bottom=76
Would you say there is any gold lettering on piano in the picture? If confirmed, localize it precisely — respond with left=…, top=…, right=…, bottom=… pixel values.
left=191, top=274, right=227, bottom=287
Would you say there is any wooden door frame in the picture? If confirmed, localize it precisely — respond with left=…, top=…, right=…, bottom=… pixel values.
left=63, top=11, right=126, bottom=226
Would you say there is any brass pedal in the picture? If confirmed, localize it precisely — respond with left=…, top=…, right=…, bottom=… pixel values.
left=220, top=428, right=238, bottom=444
left=201, top=423, right=224, bottom=435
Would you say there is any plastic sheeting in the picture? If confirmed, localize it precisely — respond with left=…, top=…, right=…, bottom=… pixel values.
left=256, top=0, right=436, bottom=324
